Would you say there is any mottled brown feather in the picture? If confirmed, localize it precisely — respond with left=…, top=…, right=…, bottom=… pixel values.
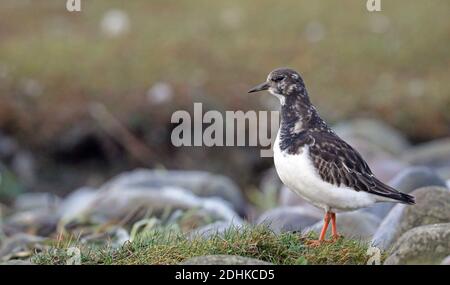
left=307, top=131, right=414, bottom=204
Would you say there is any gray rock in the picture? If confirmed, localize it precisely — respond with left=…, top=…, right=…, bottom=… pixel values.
left=58, top=187, right=98, bottom=224
left=384, top=223, right=450, bottom=265
left=3, top=209, right=58, bottom=237
left=303, top=211, right=381, bottom=241
left=101, top=169, right=246, bottom=215
left=0, top=259, right=34, bottom=265
left=402, top=138, right=450, bottom=168
left=258, top=168, right=283, bottom=209
left=0, top=132, right=18, bottom=159
left=441, top=255, right=450, bottom=265
left=0, top=234, right=46, bottom=261
left=59, top=185, right=242, bottom=227
left=256, top=206, right=321, bottom=233
left=259, top=168, right=282, bottom=196
left=333, top=118, right=410, bottom=155
left=372, top=187, right=450, bottom=250
left=364, top=167, right=447, bottom=219
left=11, top=151, right=36, bottom=186
left=436, top=166, right=450, bottom=180
left=363, top=203, right=397, bottom=221
left=14, top=192, right=60, bottom=211
left=6, top=193, right=60, bottom=237
left=181, top=255, right=272, bottom=265
left=389, top=166, right=446, bottom=193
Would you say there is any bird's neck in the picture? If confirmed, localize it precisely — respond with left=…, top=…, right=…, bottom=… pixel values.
left=279, top=93, right=328, bottom=137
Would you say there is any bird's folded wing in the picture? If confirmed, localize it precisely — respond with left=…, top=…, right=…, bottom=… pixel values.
left=308, top=131, right=414, bottom=204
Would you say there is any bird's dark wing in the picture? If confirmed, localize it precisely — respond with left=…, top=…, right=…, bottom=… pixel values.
left=307, top=131, right=415, bottom=204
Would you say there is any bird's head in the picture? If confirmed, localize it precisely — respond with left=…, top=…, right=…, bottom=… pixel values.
left=248, top=68, right=306, bottom=103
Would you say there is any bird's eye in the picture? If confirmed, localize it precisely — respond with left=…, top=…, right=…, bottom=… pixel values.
left=272, top=75, right=284, bottom=82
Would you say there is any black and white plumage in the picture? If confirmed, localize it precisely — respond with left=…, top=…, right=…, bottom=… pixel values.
left=249, top=68, right=414, bottom=242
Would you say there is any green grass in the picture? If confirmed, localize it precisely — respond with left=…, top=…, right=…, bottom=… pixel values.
left=32, top=225, right=382, bottom=265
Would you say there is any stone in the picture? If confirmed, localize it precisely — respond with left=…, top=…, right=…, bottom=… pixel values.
left=333, top=118, right=410, bottom=155
left=258, top=168, right=283, bottom=209
left=436, top=166, right=450, bottom=180
left=303, top=211, right=381, bottom=241
left=59, top=185, right=242, bottom=227
left=389, top=166, right=446, bottom=193
left=441, top=255, right=450, bottom=265
left=401, top=138, right=450, bottom=168
left=181, top=255, right=272, bottom=265
left=372, top=187, right=450, bottom=250
left=14, top=192, right=60, bottom=211
left=0, top=234, right=46, bottom=261
left=0, top=132, right=18, bottom=159
left=384, top=223, right=450, bottom=265
left=259, top=168, right=282, bottom=196
left=58, top=187, right=98, bottom=224
left=11, top=151, right=36, bottom=186
left=256, top=206, right=321, bottom=233
left=364, top=167, right=447, bottom=219
left=0, top=259, right=34, bottom=265
left=3, top=210, right=58, bottom=237
left=101, top=169, right=246, bottom=215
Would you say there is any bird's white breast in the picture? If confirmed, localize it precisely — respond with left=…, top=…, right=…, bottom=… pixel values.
left=273, top=132, right=376, bottom=212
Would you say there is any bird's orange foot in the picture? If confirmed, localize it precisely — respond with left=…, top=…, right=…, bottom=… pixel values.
left=305, top=239, right=323, bottom=247
left=331, top=234, right=343, bottom=242
left=305, top=238, right=335, bottom=247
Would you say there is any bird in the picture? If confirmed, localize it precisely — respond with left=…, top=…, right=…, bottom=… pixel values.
left=248, top=68, right=415, bottom=245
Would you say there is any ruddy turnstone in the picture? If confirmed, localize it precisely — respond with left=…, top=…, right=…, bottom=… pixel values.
left=249, top=68, right=415, bottom=244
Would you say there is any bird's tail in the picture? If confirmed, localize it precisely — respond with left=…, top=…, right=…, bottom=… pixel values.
left=397, top=192, right=415, bottom=205
left=372, top=178, right=415, bottom=205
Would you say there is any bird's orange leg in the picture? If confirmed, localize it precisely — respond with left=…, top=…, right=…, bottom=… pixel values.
left=306, top=212, right=331, bottom=247
left=330, top=212, right=342, bottom=241
left=319, top=212, right=331, bottom=241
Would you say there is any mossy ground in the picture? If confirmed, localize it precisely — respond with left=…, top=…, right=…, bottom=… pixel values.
left=32, top=225, right=384, bottom=265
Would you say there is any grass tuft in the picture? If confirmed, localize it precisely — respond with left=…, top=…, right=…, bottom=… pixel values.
left=32, top=225, right=383, bottom=265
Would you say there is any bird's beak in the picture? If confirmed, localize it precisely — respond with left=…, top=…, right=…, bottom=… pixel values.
left=248, top=81, right=270, bottom=93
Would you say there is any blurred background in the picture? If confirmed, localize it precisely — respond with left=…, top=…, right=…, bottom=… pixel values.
left=0, top=0, right=449, bottom=256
